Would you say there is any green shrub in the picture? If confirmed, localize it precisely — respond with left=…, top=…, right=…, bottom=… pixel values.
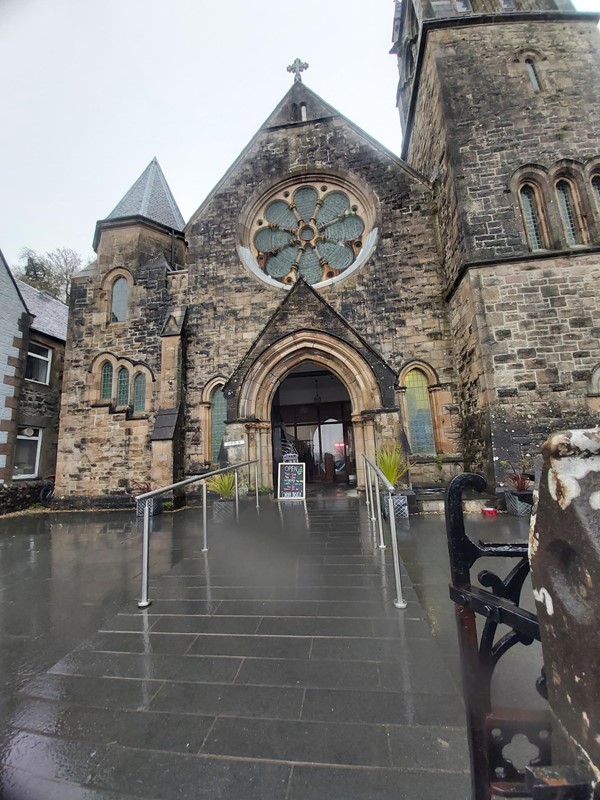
left=376, top=443, right=411, bottom=487
left=205, top=471, right=236, bottom=499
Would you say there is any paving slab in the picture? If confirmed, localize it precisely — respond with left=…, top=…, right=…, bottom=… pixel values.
left=0, top=497, right=481, bottom=798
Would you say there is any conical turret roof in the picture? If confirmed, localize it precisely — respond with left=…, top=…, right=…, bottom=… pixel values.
left=105, top=157, right=184, bottom=231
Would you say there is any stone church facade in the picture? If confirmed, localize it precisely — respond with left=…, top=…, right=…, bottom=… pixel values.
left=55, top=0, right=600, bottom=504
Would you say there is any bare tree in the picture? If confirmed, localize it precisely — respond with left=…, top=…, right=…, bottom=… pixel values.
left=13, top=247, right=92, bottom=304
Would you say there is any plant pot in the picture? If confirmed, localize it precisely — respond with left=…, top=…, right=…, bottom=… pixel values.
left=505, top=490, right=533, bottom=517
left=381, top=492, right=409, bottom=519
left=136, top=497, right=163, bottom=517
left=212, top=498, right=235, bottom=523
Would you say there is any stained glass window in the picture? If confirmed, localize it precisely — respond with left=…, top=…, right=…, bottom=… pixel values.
left=252, top=182, right=366, bottom=286
left=101, top=362, right=113, bottom=401
left=555, top=180, right=579, bottom=246
left=111, top=277, right=128, bottom=323
left=117, top=367, right=129, bottom=406
left=211, top=387, right=227, bottom=464
left=405, top=369, right=435, bottom=455
left=520, top=185, right=544, bottom=250
left=133, top=373, right=146, bottom=413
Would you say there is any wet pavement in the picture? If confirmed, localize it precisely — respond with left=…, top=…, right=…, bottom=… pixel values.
left=0, top=497, right=541, bottom=799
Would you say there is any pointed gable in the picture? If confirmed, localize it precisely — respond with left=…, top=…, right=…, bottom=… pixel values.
left=105, top=158, right=184, bottom=231
left=262, top=81, right=340, bottom=129
left=224, top=279, right=398, bottom=408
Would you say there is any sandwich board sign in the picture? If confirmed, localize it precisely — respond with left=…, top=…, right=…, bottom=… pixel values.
left=277, top=461, right=306, bottom=500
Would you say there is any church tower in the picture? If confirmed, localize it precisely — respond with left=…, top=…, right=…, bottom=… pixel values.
left=392, top=0, right=600, bottom=482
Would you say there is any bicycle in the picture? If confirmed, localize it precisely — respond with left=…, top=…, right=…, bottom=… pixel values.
left=39, top=475, right=55, bottom=507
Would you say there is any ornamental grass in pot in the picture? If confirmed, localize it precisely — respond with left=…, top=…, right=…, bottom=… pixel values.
left=376, top=443, right=412, bottom=518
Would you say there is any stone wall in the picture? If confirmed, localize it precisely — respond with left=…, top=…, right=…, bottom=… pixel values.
left=450, top=254, right=600, bottom=480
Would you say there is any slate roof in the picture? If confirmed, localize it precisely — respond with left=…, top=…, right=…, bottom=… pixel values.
left=105, top=158, right=185, bottom=231
left=16, top=280, right=68, bottom=342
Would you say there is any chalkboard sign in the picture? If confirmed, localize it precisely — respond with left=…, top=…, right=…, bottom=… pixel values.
left=277, top=461, right=306, bottom=500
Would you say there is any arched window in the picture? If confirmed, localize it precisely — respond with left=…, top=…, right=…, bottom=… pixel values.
left=291, top=103, right=299, bottom=122
left=404, top=369, right=436, bottom=455
left=100, top=362, right=113, bottom=401
left=525, top=58, right=540, bottom=91
left=519, top=184, right=545, bottom=250
left=591, top=175, right=600, bottom=211
left=111, top=277, right=128, bottom=323
left=117, top=367, right=129, bottom=406
left=300, top=103, right=307, bottom=122
left=133, top=373, right=146, bottom=413
left=210, top=386, right=227, bottom=464
left=555, top=179, right=580, bottom=246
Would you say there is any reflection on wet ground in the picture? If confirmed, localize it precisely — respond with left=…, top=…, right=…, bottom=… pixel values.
left=0, top=501, right=540, bottom=799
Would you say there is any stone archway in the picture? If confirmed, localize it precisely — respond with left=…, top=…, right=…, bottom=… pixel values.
left=232, top=331, right=387, bottom=490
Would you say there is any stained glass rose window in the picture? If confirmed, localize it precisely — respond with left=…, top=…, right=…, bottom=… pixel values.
left=248, top=181, right=370, bottom=286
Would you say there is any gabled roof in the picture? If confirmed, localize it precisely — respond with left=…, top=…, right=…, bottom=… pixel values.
left=105, top=157, right=184, bottom=231
left=16, top=280, right=68, bottom=342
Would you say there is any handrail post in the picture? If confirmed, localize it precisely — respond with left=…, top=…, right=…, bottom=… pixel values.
left=374, top=479, right=386, bottom=549
left=388, top=490, right=407, bottom=609
left=137, top=501, right=151, bottom=608
left=202, top=481, right=208, bottom=552
left=234, top=470, right=239, bottom=520
left=254, top=462, right=259, bottom=509
left=365, top=459, right=371, bottom=510
left=367, top=462, right=376, bottom=521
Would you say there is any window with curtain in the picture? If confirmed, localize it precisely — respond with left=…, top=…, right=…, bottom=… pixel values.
left=117, top=367, right=129, bottom=406
left=519, top=184, right=544, bottom=250
left=100, top=362, right=113, bottom=401
left=111, top=277, right=128, bottom=322
left=405, top=369, right=436, bottom=455
left=210, top=386, right=227, bottom=464
left=555, top=180, right=579, bottom=246
left=133, top=374, right=146, bottom=413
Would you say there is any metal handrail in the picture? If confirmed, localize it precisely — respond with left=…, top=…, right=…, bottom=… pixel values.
left=136, top=460, right=259, bottom=609
left=363, top=454, right=407, bottom=609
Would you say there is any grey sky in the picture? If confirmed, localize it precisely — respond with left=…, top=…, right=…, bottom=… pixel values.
left=1, top=0, right=598, bottom=268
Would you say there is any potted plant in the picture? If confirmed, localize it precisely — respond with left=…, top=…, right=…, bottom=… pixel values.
left=131, top=480, right=163, bottom=517
left=205, top=471, right=236, bottom=523
left=376, top=443, right=412, bottom=518
left=500, top=460, right=534, bottom=516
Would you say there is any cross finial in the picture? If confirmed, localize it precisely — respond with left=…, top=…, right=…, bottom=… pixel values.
left=287, top=58, right=309, bottom=83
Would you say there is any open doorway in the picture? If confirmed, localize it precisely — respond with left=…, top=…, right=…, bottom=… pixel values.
left=271, top=362, right=355, bottom=485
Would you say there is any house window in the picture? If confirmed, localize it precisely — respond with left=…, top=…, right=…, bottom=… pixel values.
left=133, top=373, right=146, bottom=413
left=592, top=175, right=600, bottom=210
left=525, top=58, right=540, bottom=91
left=13, top=427, right=42, bottom=478
left=111, top=277, right=128, bottom=323
left=519, top=184, right=545, bottom=250
left=117, top=367, right=129, bottom=406
left=555, top=180, right=579, bottom=246
left=210, top=386, right=227, bottom=464
left=100, top=362, right=113, bottom=401
left=405, top=369, right=436, bottom=455
left=25, top=342, right=52, bottom=384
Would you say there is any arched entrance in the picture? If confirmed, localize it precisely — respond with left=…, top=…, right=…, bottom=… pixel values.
left=272, top=362, right=354, bottom=486
left=232, top=330, right=389, bottom=490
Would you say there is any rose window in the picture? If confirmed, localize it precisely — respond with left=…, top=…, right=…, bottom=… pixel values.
left=251, top=183, right=367, bottom=286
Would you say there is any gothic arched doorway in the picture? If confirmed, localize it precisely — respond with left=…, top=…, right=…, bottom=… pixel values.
left=272, top=362, right=354, bottom=486
left=231, top=330, right=390, bottom=491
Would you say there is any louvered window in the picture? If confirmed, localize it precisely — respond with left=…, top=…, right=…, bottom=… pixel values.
left=556, top=180, right=579, bottom=246
left=520, top=185, right=544, bottom=250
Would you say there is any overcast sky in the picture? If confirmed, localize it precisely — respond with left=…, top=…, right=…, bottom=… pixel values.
left=1, top=0, right=598, bottom=268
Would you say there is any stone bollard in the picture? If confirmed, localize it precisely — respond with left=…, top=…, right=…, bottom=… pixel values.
left=529, top=427, right=600, bottom=795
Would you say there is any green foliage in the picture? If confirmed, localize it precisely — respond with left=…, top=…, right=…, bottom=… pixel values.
left=376, top=443, right=411, bottom=487
left=206, top=471, right=236, bottom=499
